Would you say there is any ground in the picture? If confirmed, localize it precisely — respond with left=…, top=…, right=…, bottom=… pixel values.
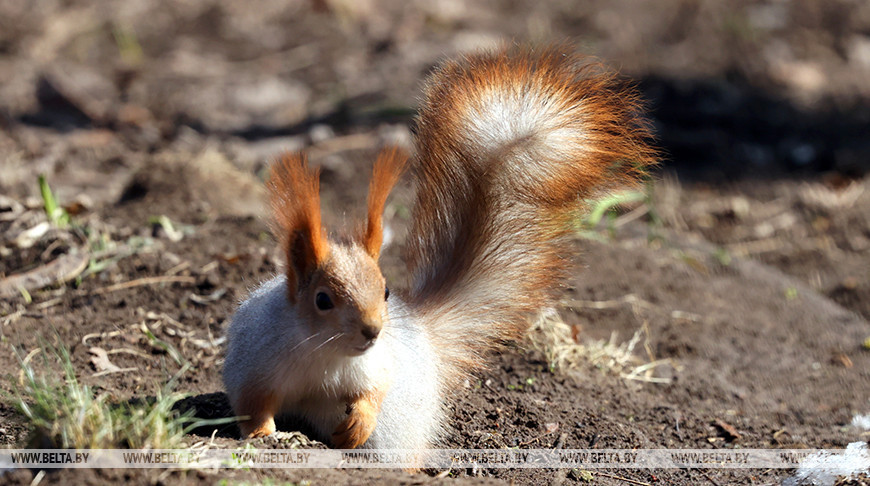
left=1, top=0, right=869, bottom=485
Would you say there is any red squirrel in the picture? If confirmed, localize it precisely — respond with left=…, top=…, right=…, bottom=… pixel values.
left=223, top=46, right=657, bottom=452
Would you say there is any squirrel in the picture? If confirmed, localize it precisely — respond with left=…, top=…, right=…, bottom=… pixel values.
left=222, top=46, right=657, bottom=453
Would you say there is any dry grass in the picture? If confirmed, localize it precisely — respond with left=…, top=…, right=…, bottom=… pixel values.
left=13, top=343, right=230, bottom=449
left=526, top=308, right=672, bottom=383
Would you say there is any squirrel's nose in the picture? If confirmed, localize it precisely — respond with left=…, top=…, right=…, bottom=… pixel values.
left=360, top=324, right=380, bottom=341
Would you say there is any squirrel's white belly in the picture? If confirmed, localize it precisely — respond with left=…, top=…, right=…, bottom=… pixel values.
left=292, top=302, right=444, bottom=450
left=363, top=308, right=444, bottom=450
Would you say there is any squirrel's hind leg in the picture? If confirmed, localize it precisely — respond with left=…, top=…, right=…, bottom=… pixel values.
left=235, top=387, right=280, bottom=438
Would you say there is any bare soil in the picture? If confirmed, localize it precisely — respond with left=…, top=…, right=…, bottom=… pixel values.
left=1, top=1, right=869, bottom=485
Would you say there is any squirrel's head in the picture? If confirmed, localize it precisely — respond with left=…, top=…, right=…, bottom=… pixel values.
left=268, top=148, right=407, bottom=356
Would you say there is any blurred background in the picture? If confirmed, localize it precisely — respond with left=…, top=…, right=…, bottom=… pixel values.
left=1, top=0, right=868, bottom=311
left=2, top=0, right=869, bottom=186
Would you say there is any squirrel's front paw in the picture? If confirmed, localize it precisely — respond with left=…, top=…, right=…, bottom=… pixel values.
left=240, top=416, right=276, bottom=439
left=331, top=401, right=378, bottom=449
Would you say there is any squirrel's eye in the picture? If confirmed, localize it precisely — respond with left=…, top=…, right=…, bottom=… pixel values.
left=315, top=292, right=334, bottom=311
left=384, top=286, right=390, bottom=301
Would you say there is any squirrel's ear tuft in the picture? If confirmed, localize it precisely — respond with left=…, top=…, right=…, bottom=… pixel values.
left=362, top=147, right=408, bottom=260
left=268, top=153, right=329, bottom=301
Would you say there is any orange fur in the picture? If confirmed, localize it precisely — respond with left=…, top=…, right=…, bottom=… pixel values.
left=405, top=45, right=658, bottom=390
left=235, top=386, right=279, bottom=438
left=331, top=388, right=386, bottom=449
left=232, top=46, right=658, bottom=451
left=268, top=153, right=329, bottom=301
left=362, top=147, right=408, bottom=259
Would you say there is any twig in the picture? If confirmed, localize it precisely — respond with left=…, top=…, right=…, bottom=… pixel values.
left=698, top=469, right=722, bottom=486
left=563, top=294, right=656, bottom=311
left=594, top=472, right=651, bottom=486
left=34, top=297, right=63, bottom=310
left=725, top=237, right=786, bottom=257
left=145, top=311, right=185, bottom=329
left=613, top=204, right=650, bottom=228
left=670, top=310, right=702, bottom=322
left=199, top=261, right=219, bottom=274
left=91, top=275, right=196, bottom=295
left=92, top=367, right=138, bottom=378
left=82, top=330, right=124, bottom=346
left=622, top=374, right=672, bottom=384
left=31, top=469, right=46, bottom=486
left=1, top=307, right=25, bottom=326
left=107, top=348, right=153, bottom=360
left=164, top=261, right=191, bottom=276
left=621, top=359, right=675, bottom=384
left=517, top=426, right=559, bottom=447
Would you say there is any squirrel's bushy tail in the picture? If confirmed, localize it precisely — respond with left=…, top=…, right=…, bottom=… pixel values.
left=404, top=46, right=657, bottom=387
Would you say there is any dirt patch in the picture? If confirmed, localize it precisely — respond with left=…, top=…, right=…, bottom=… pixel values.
left=2, top=1, right=870, bottom=485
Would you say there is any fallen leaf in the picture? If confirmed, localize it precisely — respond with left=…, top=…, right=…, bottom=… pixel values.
left=189, top=288, right=227, bottom=305
left=713, top=419, right=741, bottom=441
left=89, top=347, right=120, bottom=373
left=832, top=353, right=853, bottom=368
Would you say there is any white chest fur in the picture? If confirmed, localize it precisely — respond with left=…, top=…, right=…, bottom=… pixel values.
left=223, top=275, right=442, bottom=449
